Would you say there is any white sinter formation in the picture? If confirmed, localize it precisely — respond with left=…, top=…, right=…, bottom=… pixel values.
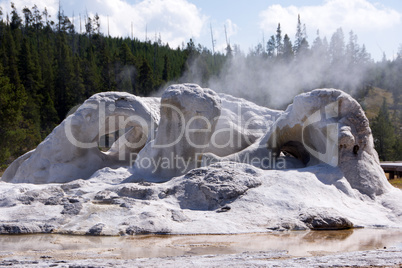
left=0, top=84, right=401, bottom=235
left=128, top=84, right=222, bottom=182
left=202, top=89, right=392, bottom=197
left=2, top=92, right=160, bottom=183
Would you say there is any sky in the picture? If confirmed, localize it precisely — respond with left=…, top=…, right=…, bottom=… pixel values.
left=1, top=0, right=402, bottom=61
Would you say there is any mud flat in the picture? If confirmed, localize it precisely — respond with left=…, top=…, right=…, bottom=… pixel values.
left=1, top=228, right=402, bottom=267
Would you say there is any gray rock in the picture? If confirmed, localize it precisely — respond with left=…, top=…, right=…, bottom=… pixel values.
left=61, top=202, right=83, bottom=215
left=94, top=190, right=120, bottom=204
left=216, top=205, right=231, bottom=213
left=175, top=162, right=262, bottom=210
left=125, top=224, right=171, bottom=235
left=299, top=209, right=354, bottom=230
left=171, top=210, right=189, bottom=222
left=18, top=187, right=65, bottom=205
left=117, top=185, right=155, bottom=200
left=119, top=202, right=132, bottom=208
left=61, top=179, right=88, bottom=192
left=0, top=223, right=54, bottom=234
left=44, top=196, right=61, bottom=205
left=87, top=223, right=105, bottom=235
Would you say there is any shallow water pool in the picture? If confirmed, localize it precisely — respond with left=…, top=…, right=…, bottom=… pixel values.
left=0, top=228, right=401, bottom=260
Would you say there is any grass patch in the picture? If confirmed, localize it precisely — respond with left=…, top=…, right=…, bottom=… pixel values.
left=385, top=173, right=402, bottom=189
left=389, top=177, right=402, bottom=189
left=360, top=87, right=394, bottom=120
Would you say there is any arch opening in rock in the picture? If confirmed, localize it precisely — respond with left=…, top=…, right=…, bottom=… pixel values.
left=279, top=141, right=310, bottom=166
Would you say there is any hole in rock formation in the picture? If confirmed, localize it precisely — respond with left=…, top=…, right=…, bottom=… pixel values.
left=280, top=141, right=310, bottom=166
left=98, top=131, right=118, bottom=152
left=353, top=145, right=359, bottom=155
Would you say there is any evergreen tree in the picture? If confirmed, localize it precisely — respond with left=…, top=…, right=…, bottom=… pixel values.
left=32, top=5, right=43, bottom=31
left=282, top=34, right=293, bottom=62
left=225, top=44, right=233, bottom=58
left=311, top=30, right=329, bottom=63
left=329, top=28, right=345, bottom=65
left=22, top=6, right=33, bottom=30
left=18, top=38, right=42, bottom=147
left=116, top=42, right=136, bottom=93
left=40, top=92, right=59, bottom=137
left=18, top=38, right=42, bottom=97
left=371, top=99, right=396, bottom=161
left=118, top=66, right=134, bottom=93
left=10, top=3, right=22, bottom=31
left=93, top=13, right=101, bottom=35
left=70, top=55, right=86, bottom=104
left=138, top=58, right=154, bottom=95
left=275, top=23, right=283, bottom=56
left=162, top=54, right=170, bottom=82
left=358, top=44, right=371, bottom=65
left=54, top=33, right=75, bottom=119
left=82, top=45, right=101, bottom=98
left=298, top=37, right=309, bottom=56
left=0, top=63, right=27, bottom=164
left=99, top=40, right=115, bottom=90
left=38, top=33, right=56, bottom=103
left=252, top=43, right=265, bottom=57
left=294, top=14, right=303, bottom=54
left=310, top=30, right=330, bottom=87
left=346, top=31, right=359, bottom=66
left=2, top=27, right=21, bottom=87
left=267, top=35, right=275, bottom=57
left=118, top=42, right=135, bottom=66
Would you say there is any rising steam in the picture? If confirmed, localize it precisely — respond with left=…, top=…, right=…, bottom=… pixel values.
left=175, top=29, right=372, bottom=109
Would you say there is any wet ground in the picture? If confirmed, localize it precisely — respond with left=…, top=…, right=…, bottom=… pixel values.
left=0, top=228, right=402, bottom=263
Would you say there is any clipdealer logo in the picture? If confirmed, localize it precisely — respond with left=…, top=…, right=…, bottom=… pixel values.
left=64, top=99, right=340, bottom=169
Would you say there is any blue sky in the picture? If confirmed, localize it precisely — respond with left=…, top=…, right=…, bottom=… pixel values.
left=1, top=0, right=401, bottom=61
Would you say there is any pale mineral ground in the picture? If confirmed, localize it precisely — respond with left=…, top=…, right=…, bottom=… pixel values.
left=1, top=84, right=402, bottom=267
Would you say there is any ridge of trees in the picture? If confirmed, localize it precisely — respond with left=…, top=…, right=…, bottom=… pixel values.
left=371, top=98, right=402, bottom=161
left=0, top=3, right=229, bottom=166
left=0, top=4, right=400, bottom=166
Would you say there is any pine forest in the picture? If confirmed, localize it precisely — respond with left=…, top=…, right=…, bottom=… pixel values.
left=0, top=4, right=401, bottom=169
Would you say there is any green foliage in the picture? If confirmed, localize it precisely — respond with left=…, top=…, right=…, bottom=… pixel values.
left=0, top=64, right=27, bottom=163
left=0, top=4, right=401, bottom=166
left=0, top=4, right=192, bottom=165
left=371, top=99, right=398, bottom=161
left=138, top=58, right=154, bottom=95
left=40, top=92, right=59, bottom=137
left=162, top=54, right=170, bottom=82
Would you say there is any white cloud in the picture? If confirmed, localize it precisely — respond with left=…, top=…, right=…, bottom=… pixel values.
left=224, top=19, right=238, bottom=42
left=1, top=0, right=207, bottom=48
left=259, top=0, right=401, bottom=40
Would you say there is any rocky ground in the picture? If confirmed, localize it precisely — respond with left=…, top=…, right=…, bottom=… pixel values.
left=1, top=248, right=402, bottom=267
